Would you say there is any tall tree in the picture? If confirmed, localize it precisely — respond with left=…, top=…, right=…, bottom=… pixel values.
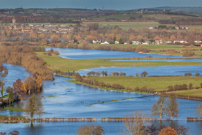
left=8, top=89, right=14, bottom=105
left=13, top=79, right=23, bottom=94
left=151, top=95, right=167, bottom=120
left=196, top=103, right=202, bottom=118
left=167, top=94, right=179, bottom=120
left=0, top=79, right=5, bottom=97
left=123, top=111, right=148, bottom=135
left=24, top=94, right=43, bottom=119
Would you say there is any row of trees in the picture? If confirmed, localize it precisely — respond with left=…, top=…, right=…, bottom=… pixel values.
left=55, top=70, right=75, bottom=76
left=86, top=71, right=127, bottom=77
left=184, top=72, right=201, bottom=77
left=151, top=95, right=179, bottom=120
left=159, top=19, right=202, bottom=25
left=86, top=71, right=148, bottom=77
left=1, top=16, right=80, bottom=23
left=75, top=73, right=156, bottom=93
left=167, top=82, right=202, bottom=92
left=75, top=73, right=126, bottom=90
left=43, top=49, right=60, bottom=56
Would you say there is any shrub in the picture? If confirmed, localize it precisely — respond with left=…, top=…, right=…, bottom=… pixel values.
left=189, top=83, right=193, bottom=89
left=195, top=72, right=200, bottom=77
left=141, top=71, right=148, bottom=77
left=135, top=87, right=139, bottom=91
left=167, top=85, right=174, bottom=91
left=75, top=73, right=83, bottom=82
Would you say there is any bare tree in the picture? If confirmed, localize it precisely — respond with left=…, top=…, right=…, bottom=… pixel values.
left=24, top=94, right=43, bottom=119
left=122, top=111, right=148, bottom=135
left=182, top=48, right=195, bottom=57
left=141, top=71, right=148, bottom=77
left=167, top=94, right=179, bottom=120
left=196, top=103, right=202, bottom=118
left=0, top=79, right=5, bottom=97
left=151, top=95, right=167, bottom=120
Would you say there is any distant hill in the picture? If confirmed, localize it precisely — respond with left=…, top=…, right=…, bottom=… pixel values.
left=154, top=7, right=202, bottom=13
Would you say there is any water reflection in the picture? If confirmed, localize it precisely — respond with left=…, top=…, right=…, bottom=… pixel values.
left=0, top=121, right=202, bottom=135
left=46, top=47, right=178, bottom=59
left=78, top=66, right=202, bottom=77
left=1, top=62, right=202, bottom=134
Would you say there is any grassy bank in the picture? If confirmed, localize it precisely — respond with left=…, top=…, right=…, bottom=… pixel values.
left=169, top=89, right=202, bottom=97
left=3, top=106, right=24, bottom=112
left=37, top=52, right=202, bottom=71
left=0, top=115, right=24, bottom=119
left=91, top=44, right=202, bottom=57
left=71, top=76, right=202, bottom=92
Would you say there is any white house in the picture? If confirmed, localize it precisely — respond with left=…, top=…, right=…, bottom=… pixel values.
left=115, top=41, right=119, bottom=44
left=132, top=41, right=141, bottom=45
left=194, top=41, right=202, bottom=44
left=101, top=41, right=109, bottom=45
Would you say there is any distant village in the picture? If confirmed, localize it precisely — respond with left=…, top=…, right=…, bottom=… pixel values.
left=1, top=18, right=202, bottom=46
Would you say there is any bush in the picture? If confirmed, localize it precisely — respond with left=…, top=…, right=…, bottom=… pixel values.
left=75, top=73, right=83, bottom=82
left=141, top=71, right=148, bottom=77
left=167, top=85, right=174, bottom=91
left=195, top=72, right=200, bottom=77
left=77, top=125, right=104, bottom=135
left=189, top=83, right=193, bottom=89
left=135, top=87, right=139, bottom=91
left=182, top=48, right=195, bottom=57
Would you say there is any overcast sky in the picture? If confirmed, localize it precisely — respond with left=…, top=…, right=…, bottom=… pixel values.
left=0, top=0, right=202, bottom=9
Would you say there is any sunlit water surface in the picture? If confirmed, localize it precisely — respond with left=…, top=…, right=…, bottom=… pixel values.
left=0, top=48, right=201, bottom=134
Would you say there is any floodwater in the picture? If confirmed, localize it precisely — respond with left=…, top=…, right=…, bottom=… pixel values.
left=78, top=66, right=202, bottom=77
left=1, top=48, right=202, bottom=134
left=45, top=47, right=178, bottom=59
left=0, top=63, right=202, bottom=134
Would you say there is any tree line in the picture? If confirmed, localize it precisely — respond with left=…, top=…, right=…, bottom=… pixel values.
left=167, top=82, right=202, bottom=92
left=1, top=16, right=81, bottom=23
left=0, top=46, right=54, bottom=80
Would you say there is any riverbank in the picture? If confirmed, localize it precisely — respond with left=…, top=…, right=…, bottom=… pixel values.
left=49, top=44, right=202, bottom=57
left=91, top=44, right=202, bottom=57
left=68, top=76, right=202, bottom=99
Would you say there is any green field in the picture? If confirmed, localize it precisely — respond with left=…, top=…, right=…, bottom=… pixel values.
left=3, top=106, right=24, bottom=112
left=170, top=89, right=202, bottom=97
left=92, top=44, right=182, bottom=49
left=83, top=22, right=159, bottom=30
left=37, top=52, right=202, bottom=71
left=91, top=44, right=202, bottom=57
left=71, top=76, right=202, bottom=92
